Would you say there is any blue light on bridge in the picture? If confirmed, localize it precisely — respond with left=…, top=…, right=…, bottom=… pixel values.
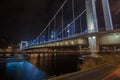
left=28, top=40, right=33, bottom=46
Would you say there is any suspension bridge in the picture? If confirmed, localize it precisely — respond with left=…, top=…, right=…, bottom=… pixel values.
left=20, top=0, right=120, bottom=53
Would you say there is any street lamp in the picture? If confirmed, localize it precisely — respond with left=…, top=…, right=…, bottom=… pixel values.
left=67, top=29, right=70, bottom=37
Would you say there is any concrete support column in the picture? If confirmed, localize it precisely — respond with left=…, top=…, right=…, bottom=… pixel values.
left=86, top=0, right=98, bottom=33
left=88, top=36, right=99, bottom=53
left=102, top=0, right=113, bottom=30
left=86, top=0, right=99, bottom=53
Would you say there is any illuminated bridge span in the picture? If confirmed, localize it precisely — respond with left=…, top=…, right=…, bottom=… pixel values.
left=21, top=0, right=120, bottom=53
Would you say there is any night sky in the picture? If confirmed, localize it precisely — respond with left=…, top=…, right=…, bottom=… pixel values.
left=0, top=0, right=120, bottom=43
left=0, top=0, right=64, bottom=42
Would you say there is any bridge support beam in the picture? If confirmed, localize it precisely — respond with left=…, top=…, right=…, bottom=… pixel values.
left=86, top=0, right=98, bottom=33
left=102, top=0, right=113, bottom=30
left=88, top=36, right=99, bottom=53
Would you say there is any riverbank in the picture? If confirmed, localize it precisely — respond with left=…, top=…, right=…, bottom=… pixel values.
left=48, top=53, right=120, bottom=80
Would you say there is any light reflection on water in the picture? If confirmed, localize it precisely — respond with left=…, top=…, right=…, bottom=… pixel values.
left=0, top=53, right=82, bottom=80
left=28, top=53, right=82, bottom=76
left=0, top=61, right=46, bottom=80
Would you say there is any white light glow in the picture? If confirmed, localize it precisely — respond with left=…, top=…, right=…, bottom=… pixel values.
left=51, top=35, right=54, bottom=38
left=67, top=29, right=70, bottom=33
left=89, top=37, right=92, bottom=40
left=89, top=23, right=94, bottom=31
left=67, top=24, right=70, bottom=26
left=92, top=36, right=96, bottom=39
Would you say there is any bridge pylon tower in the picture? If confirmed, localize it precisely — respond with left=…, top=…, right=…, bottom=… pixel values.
left=86, top=0, right=113, bottom=53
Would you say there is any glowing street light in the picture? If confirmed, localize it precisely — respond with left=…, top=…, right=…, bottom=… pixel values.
left=67, top=29, right=70, bottom=33
left=67, top=29, right=70, bottom=37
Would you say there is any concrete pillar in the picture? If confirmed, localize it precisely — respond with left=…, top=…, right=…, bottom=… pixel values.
left=102, top=0, right=113, bottom=30
left=86, top=0, right=98, bottom=33
left=86, top=0, right=99, bottom=53
left=88, top=36, right=99, bottom=53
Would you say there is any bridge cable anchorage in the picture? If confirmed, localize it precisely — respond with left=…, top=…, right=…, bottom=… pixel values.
left=36, top=0, right=68, bottom=39
left=54, top=9, right=86, bottom=39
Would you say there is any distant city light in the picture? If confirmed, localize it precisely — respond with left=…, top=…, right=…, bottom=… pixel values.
left=8, top=46, right=12, bottom=49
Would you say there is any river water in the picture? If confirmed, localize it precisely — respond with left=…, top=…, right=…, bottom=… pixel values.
left=0, top=53, right=83, bottom=80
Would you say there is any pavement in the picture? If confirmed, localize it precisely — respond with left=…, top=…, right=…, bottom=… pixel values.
left=49, top=63, right=120, bottom=80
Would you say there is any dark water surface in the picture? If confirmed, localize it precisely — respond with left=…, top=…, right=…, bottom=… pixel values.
left=0, top=53, right=83, bottom=80
left=0, top=61, right=46, bottom=80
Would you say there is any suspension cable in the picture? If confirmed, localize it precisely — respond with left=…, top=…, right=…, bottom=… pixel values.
left=54, top=9, right=86, bottom=39
left=36, top=0, right=68, bottom=39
